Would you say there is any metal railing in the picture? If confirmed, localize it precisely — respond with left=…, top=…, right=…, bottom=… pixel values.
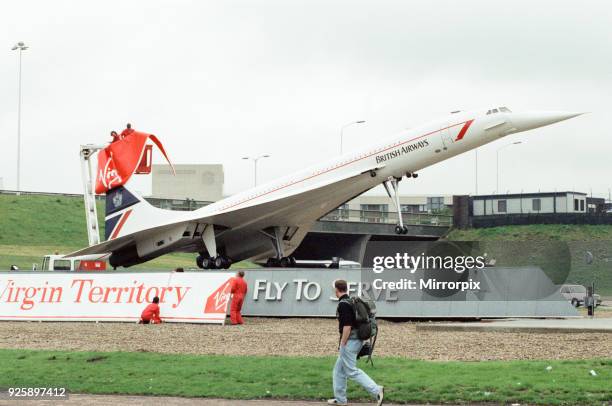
left=144, top=197, right=213, bottom=211
left=0, top=189, right=105, bottom=201
left=320, top=208, right=452, bottom=227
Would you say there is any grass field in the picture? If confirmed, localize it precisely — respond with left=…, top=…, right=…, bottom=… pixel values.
left=0, top=349, right=609, bottom=405
left=0, top=194, right=256, bottom=270
left=447, top=224, right=612, bottom=241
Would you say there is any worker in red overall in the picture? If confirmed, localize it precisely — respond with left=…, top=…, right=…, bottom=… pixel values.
left=230, top=271, right=248, bottom=325
left=140, top=296, right=162, bottom=324
left=110, top=131, right=121, bottom=143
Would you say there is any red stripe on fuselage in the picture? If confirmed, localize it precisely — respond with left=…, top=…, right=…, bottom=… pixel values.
left=110, top=209, right=133, bottom=240
left=454, top=119, right=474, bottom=141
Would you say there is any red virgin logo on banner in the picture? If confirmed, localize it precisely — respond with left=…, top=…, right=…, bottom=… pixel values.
left=204, top=279, right=232, bottom=314
left=0, top=272, right=232, bottom=324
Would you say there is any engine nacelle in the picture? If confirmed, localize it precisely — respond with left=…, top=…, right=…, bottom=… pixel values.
left=109, top=245, right=141, bottom=268
left=136, top=224, right=187, bottom=258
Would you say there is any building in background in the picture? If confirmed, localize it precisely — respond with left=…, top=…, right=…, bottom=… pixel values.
left=328, top=195, right=453, bottom=223
left=151, top=164, right=223, bottom=202
left=586, top=197, right=607, bottom=214
left=472, top=192, right=587, bottom=216
left=344, top=195, right=452, bottom=214
left=454, top=191, right=612, bottom=229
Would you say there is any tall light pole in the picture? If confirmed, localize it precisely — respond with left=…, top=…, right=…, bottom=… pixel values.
left=496, top=141, right=522, bottom=194
left=340, top=120, right=365, bottom=154
left=242, top=154, right=270, bottom=187
left=474, top=148, right=478, bottom=195
left=12, top=41, right=28, bottom=193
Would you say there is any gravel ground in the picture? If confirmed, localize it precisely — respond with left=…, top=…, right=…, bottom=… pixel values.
left=1, top=318, right=611, bottom=361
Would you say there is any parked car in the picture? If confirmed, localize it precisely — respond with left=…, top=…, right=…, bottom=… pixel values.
left=560, top=284, right=602, bottom=307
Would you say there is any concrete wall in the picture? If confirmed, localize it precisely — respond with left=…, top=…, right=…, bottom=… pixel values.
left=239, top=267, right=578, bottom=318
left=151, top=164, right=224, bottom=201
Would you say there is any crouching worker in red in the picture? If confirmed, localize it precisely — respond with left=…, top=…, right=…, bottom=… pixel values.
left=140, top=296, right=162, bottom=324
left=230, top=271, right=247, bottom=325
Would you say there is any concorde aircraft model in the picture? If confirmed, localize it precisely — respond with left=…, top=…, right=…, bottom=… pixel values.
left=67, top=107, right=582, bottom=269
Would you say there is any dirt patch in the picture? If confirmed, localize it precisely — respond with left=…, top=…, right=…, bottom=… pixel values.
left=1, top=318, right=611, bottom=361
left=86, top=355, right=108, bottom=362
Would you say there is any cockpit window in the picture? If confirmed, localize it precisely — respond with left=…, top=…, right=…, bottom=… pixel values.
left=487, top=107, right=512, bottom=115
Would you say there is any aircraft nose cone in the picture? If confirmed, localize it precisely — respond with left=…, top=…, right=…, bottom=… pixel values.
left=511, top=111, right=584, bottom=132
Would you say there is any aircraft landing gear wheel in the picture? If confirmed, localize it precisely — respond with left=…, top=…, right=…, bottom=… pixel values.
left=223, top=258, right=232, bottom=269
left=214, top=256, right=232, bottom=269
left=395, top=225, right=409, bottom=235
left=214, top=256, right=224, bottom=269
left=196, top=255, right=204, bottom=269
left=201, top=256, right=214, bottom=270
left=280, top=257, right=291, bottom=268
left=266, top=258, right=280, bottom=268
left=289, top=256, right=297, bottom=267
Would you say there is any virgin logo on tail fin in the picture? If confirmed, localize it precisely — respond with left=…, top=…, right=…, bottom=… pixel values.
left=95, top=126, right=174, bottom=194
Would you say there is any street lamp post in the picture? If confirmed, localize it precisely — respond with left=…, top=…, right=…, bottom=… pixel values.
left=11, top=41, right=28, bottom=193
left=340, top=120, right=365, bottom=154
left=474, top=148, right=478, bottom=195
left=242, top=154, right=270, bottom=187
left=496, top=141, right=522, bottom=194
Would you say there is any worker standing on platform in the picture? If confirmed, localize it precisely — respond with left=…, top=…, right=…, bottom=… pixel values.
left=230, top=271, right=248, bottom=325
left=110, top=131, right=121, bottom=143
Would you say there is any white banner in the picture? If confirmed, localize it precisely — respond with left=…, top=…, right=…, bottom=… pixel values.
left=0, top=271, right=234, bottom=324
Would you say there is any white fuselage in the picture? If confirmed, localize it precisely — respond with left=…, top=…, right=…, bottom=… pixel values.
left=95, top=107, right=581, bottom=267
left=180, top=109, right=512, bottom=261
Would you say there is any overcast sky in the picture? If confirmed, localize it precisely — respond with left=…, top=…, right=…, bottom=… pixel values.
left=1, top=0, right=611, bottom=199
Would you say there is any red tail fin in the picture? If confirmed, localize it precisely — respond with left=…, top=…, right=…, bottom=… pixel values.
left=95, top=127, right=174, bottom=194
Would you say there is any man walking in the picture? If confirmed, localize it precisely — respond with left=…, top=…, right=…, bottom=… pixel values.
left=230, top=270, right=248, bottom=325
left=328, top=279, right=384, bottom=406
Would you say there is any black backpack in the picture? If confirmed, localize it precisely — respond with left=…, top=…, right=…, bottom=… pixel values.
left=340, top=296, right=379, bottom=366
